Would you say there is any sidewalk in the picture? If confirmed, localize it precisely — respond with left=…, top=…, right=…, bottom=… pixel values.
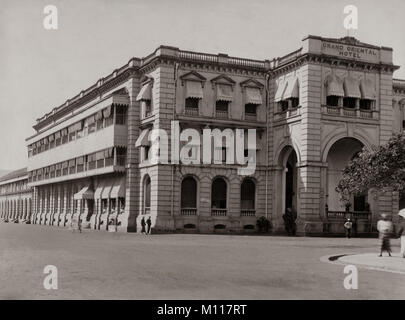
left=338, top=253, right=405, bottom=274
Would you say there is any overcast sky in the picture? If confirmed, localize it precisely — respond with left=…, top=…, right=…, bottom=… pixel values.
left=1, top=0, right=404, bottom=170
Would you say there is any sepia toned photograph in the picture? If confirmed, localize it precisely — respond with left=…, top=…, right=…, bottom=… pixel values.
left=0, top=0, right=404, bottom=305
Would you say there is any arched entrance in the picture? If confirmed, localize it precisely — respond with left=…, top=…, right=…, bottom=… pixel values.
left=326, top=137, right=365, bottom=212
left=275, top=146, right=299, bottom=229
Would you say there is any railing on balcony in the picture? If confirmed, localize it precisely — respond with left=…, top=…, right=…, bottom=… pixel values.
left=343, top=108, right=356, bottom=117
left=274, top=107, right=300, bottom=121
left=245, top=113, right=257, bottom=121
left=360, top=110, right=373, bottom=118
left=181, top=208, right=197, bottom=216
left=143, top=207, right=150, bottom=215
left=322, top=105, right=378, bottom=119
left=326, top=210, right=371, bottom=220
left=215, top=110, right=228, bottom=119
left=241, top=209, right=256, bottom=216
left=184, top=107, right=199, bottom=116
left=211, top=208, right=227, bottom=216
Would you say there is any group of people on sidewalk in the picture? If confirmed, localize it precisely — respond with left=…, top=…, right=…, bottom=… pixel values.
left=344, top=209, right=405, bottom=258
left=140, top=216, right=152, bottom=235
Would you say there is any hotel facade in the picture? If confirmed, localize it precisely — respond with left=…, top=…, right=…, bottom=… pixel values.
left=1, top=35, right=405, bottom=235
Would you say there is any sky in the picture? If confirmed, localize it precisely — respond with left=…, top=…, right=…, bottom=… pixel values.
left=1, top=0, right=404, bottom=170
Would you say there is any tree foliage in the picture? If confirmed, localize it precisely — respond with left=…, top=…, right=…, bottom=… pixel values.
left=336, top=133, right=405, bottom=204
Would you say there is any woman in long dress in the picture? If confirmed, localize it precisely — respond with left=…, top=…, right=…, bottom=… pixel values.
left=377, top=214, right=392, bottom=257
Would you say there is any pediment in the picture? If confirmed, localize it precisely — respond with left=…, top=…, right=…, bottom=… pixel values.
left=210, top=74, right=236, bottom=85
left=240, top=78, right=264, bottom=89
left=180, top=71, right=206, bottom=85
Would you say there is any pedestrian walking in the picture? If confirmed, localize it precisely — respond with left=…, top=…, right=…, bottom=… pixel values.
left=377, top=213, right=393, bottom=257
left=396, top=209, right=405, bottom=258
left=146, top=216, right=152, bottom=235
left=141, top=217, right=146, bottom=234
left=344, top=218, right=352, bottom=239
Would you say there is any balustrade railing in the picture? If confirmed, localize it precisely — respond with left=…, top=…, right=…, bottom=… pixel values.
left=211, top=208, right=227, bottom=216
left=181, top=208, right=197, bottom=216
left=241, top=209, right=256, bottom=217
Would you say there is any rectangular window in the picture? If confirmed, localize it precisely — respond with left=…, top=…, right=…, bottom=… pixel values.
left=279, top=100, right=289, bottom=112
left=360, top=99, right=372, bottom=110
left=343, top=97, right=357, bottom=109
left=291, top=97, right=299, bottom=108
left=185, top=97, right=199, bottom=109
left=245, top=104, right=257, bottom=115
left=327, top=96, right=340, bottom=107
left=115, top=105, right=127, bottom=125
left=216, top=100, right=229, bottom=118
left=143, top=146, right=150, bottom=161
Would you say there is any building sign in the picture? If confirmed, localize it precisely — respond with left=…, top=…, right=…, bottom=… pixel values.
left=321, top=41, right=379, bottom=63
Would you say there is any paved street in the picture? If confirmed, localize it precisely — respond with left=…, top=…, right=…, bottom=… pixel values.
left=0, top=223, right=404, bottom=300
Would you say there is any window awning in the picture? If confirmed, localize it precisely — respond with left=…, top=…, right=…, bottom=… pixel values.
left=216, top=84, right=233, bottom=102
left=94, top=183, right=104, bottom=199
left=360, top=79, right=376, bottom=100
left=344, top=77, right=361, bottom=98
left=185, top=81, right=203, bottom=99
left=101, top=185, right=112, bottom=199
left=136, top=82, right=152, bottom=101
left=110, top=180, right=126, bottom=198
left=245, top=87, right=262, bottom=105
left=326, top=75, right=344, bottom=97
left=95, top=110, right=103, bottom=121
left=73, top=186, right=94, bottom=200
left=103, top=105, right=112, bottom=118
left=274, top=80, right=287, bottom=102
left=87, top=115, right=96, bottom=125
left=283, top=77, right=299, bottom=100
left=135, top=129, right=151, bottom=147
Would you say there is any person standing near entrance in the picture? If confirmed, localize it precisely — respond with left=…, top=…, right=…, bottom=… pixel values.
left=146, top=216, right=152, bottom=235
left=377, top=214, right=393, bottom=257
left=396, top=209, right=405, bottom=258
left=344, top=218, right=352, bottom=239
left=140, top=217, right=146, bottom=235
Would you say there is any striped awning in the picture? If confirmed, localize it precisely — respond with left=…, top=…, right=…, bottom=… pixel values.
left=135, top=129, right=151, bottom=147
left=185, top=81, right=203, bottom=99
left=326, top=75, right=344, bottom=97
left=283, top=77, right=299, bottom=100
left=136, top=82, right=152, bottom=101
left=245, top=87, right=262, bottom=104
left=344, top=77, right=361, bottom=98
left=110, top=180, right=126, bottom=198
left=216, top=84, right=233, bottom=102
left=101, top=185, right=112, bottom=199
left=360, top=79, right=376, bottom=100
left=274, top=80, right=287, bottom=102
left=73, top=186, right=94, bottom=200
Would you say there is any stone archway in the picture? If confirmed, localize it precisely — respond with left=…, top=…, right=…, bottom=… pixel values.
left=274, top=145, right=299, bottom=232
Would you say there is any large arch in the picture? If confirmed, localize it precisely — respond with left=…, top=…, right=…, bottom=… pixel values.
left=325, top=137, right=369, bottom=212
left=181, top=175, right=198, bottom=215
left=211, top=176, right=228, bottom=216
left=322, top=132, right=373, bottom=163
left=274, top=145, right=299, bottom=230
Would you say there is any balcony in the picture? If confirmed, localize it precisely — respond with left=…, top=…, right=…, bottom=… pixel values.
left=28, top=123, right=127, bottom=173
left=211, top=208, right=227, bottom=216
left=184, top=108, right=199, bottom=116
left=28, top=151, right=126, bottom=187
left=326, top=210, right=371, bottom=221
left=274, top=107, right=300, bottom=121
left=244, top=113, right=257, bottom=122
left=181, top=208, right=197, bottom=216
left=215, top=110, right=229, bottom=119
left=322, top=105, right=377, bottom=120
left=241, top=209, right=256, bottom=217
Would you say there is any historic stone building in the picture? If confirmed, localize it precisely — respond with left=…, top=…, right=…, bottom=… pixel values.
left=0, top=168, right=32, bottom=222
left=2, top=35, right=405, bottom=235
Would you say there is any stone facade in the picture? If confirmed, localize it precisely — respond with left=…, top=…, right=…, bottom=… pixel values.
left=1, top=35, right=405, bottom=235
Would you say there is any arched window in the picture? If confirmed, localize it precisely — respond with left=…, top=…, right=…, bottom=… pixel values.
left=181, top=176, right=197, bottom=215
left=143, top=175, right=151, bottom=215
left=241, top=179, right=256, bottom=216
left=211, top=177, right=227, bottom=216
